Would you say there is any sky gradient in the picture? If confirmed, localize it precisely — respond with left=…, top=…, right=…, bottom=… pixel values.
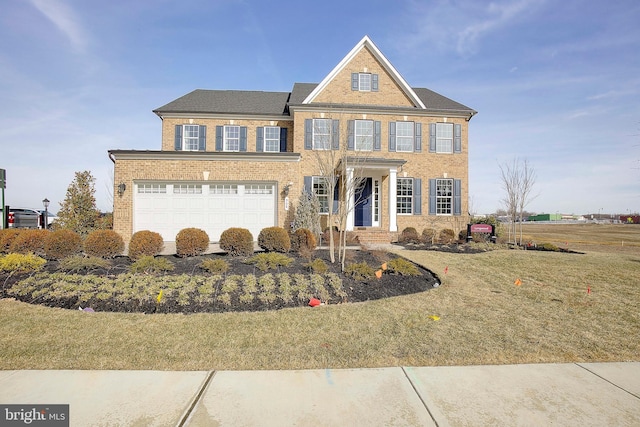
left=1, top=0, right=639, bottom=216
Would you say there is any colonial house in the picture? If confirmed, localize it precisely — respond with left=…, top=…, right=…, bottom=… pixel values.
left=109, top=36, right=476, bottom=244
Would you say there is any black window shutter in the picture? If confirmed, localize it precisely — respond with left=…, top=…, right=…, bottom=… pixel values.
left=174, top=125, right=183, bottom=151
left=198, top=125, right=206, bottom=151
left=332, top=120, right=340, bottom=150
left=372, top=74, right=379, bottom=91
left=415, top=123, right=422, bottom=152
left=429, top=123, right=436, bottom=152
left=351, top=73, right=359, bottom=90
left=280, top=127, right=287, bottom=152
left=240, top=126, right=247, bottom=152
left=374, top=121, right=381, bottom=151
left=429, top=179, right=436, bottom=215
left=454, top=179, right=462, bottom=215
left=304, top=119, right=312, bottom=150
left=256, top=127, right=264, bottom=152
left=303, top=176, right=312, bottom=194
left=347, top=120, right=354, bottom=150
left=388, top=122, right=396, bottom=152
left=413, top=178, right=422, bottom=215
left=454, top=124, right=462, bottom=153
left=215, top=126, right=223, bottom=151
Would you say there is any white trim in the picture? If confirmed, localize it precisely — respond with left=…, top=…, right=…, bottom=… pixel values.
left=302, top=36, right=426, bottom=109
left=388, top=168, right=398, bottom=232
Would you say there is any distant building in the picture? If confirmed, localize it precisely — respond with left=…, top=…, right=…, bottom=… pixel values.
left=528, top=213, right=563, bottom=222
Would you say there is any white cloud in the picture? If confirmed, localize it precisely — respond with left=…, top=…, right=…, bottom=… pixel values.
left=28, top=0, right=89, bottom=53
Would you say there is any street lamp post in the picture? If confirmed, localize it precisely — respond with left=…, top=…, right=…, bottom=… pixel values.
left=42, top=198, right=50, bottom=230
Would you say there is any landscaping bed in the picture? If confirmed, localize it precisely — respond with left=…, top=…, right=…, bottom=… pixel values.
left=1, top=249, right=438, bottom=314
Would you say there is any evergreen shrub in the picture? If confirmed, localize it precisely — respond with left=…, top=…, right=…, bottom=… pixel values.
left=128, top=230, right=164, bottom=260
left=44, top=229, right=82, bottom=259
left=84, top=229, right=125, bottom=258
left=219, top=228, right=254, bottom=257
left=9, top=229, right=49, bottom=256
left=258, top=226, right=291, bottom=253
left=176, top=228, right=210, bottom=257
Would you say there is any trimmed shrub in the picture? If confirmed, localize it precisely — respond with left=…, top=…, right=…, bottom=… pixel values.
left=0, top=229, right=23, bottom=254
left=44, top=229, right=82, bottom=260
left=219, top=227, right=254, bottom=257
left=438, top=228, right=456, bottom=244
left=399, top=227, right=420, bottom=244
left=199, top=258, right=230, bottom=274
left=129, top=255, right=175, bottom=274
left=386, top=258, right=421, bottom=276
left=290, top=228, right=317, bottom=253
left=84, top=229, right=125, bottom=258
left=58, top=255, right=111, bottom=272
left=176, top=228, right=210, bottom=257
left=0, top=253, right=46, bottom=272
left=422, top=228, right=437, bottom=244
left=128, top=230, right=164, bottom=261
left=245, top=252, right=293, bottom=272
left=258, top=227, right=291, bottom=253
left=9, top=229, right=49, bottom=256
left=345, top=262, right=375, bottom=282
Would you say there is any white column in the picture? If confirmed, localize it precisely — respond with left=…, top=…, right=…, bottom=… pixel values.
left=389, top=168, right=397, bottom=232
left=346, top=167, right=354, bottom=231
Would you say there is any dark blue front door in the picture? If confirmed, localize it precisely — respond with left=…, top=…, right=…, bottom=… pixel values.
left=354, top=178, right=372, bottom=227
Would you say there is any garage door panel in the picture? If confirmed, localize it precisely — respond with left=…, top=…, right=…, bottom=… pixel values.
left=135, top=182, right=275, bottom=241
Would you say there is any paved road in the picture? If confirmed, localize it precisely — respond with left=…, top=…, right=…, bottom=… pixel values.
left=1, top=362, right=639, bottom=426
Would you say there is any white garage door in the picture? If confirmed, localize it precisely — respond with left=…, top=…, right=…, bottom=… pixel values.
left=134, top=182, right=276, bottom=241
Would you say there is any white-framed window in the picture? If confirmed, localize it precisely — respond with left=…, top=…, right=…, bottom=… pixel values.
left=313, top=119, right=331, bottom=150
left=355, top=120, right=373, bottom=151
left=436, top=179, right=453, bottom=214
left=436, top=123, right=453, bottom=153
left=182, top=125, right=200, bottom=151
left=396, top=122, right=414, bottom=152
left=312, top=176, right=329, bottom=214
left=358, top=73, right=371, bottom=91
left=264, top=126, right=280, bottom=152
left=137, top=184, right=166, bottom=194
left=397, top=178, right=413, bottom=214
left=245, top=184, right=273, bottom=195
left=224, top=125, right=240, bottom=151
left=210, top=184, right=238, bottom=194
left=173, top=184, right=202, bottom=194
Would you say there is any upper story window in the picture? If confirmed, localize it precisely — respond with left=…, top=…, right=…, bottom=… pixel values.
left=355, top=120, right=373, bottom=151
left=436, top=178, right=453, bottom=214
left=175, top=125, right=206, bottom=151
left=395, top=122, right=414, bottom=152
left=351, top=73, right=379, bottom=91
left=313, top=119, right=332, bottom=150
left=264, top=126, right=280, bottom=152
left=436, top=123, right=453, bottom=153
left=224, top=125, right=240, bottom=151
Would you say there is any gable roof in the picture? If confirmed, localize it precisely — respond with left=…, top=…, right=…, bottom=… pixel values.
left=302, top=35, right=426, bottom=109
left=154, top=89, right=290, bottom=117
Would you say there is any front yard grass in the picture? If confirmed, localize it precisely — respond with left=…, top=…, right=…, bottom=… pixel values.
left=1, top=247, right=638, bottom=370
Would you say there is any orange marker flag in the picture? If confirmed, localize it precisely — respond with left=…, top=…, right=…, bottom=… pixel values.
left=375, top=270, right=383, bottom=279
left=444, top=266, right=449, bottom=274
left=514, top=278, right=522, bottom=286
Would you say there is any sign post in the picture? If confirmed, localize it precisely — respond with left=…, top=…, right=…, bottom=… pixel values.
left=0, top=169, right=5, bottom=229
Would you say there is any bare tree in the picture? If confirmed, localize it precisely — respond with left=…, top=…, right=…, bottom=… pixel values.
left=499, top=158, right=537, bottom=245
left=308, top=115, right=375, bottom=268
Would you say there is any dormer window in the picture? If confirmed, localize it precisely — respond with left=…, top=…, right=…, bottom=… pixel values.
left=351, top=73, right=379, bottom=92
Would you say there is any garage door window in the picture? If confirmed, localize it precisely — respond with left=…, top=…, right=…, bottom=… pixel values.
left=173, top=184, right=202, bottom=194
left=210, top=184, right=238, bottom=194
left=138, top=184, right=166, bottom=194
left=245, top=184, right=273, bottom=194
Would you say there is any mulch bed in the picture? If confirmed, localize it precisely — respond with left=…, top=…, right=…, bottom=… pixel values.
left=1, top=249, right=439, bottom=314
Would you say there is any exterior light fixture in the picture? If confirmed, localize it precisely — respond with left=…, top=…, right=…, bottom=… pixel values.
left=42, top=198, right=50, bottom=230
left=117, top=183, right=126, bottom=196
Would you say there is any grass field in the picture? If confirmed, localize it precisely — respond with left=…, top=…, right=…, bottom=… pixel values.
left=0, top=223, right=638, bottom=370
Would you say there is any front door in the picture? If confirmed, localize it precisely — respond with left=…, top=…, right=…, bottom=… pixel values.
left=354, top=178, right=372, bottom=227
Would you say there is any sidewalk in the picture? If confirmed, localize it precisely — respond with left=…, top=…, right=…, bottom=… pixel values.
left=1, top=363, right=639, bottom=426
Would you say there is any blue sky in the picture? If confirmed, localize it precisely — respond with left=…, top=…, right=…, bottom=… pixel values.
left=1, top=0, right=639, bottom=216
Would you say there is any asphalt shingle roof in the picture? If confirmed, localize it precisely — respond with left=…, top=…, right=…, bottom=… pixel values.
left=154, top=85, right=475, bottom=117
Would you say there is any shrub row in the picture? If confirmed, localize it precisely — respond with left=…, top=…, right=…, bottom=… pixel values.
left=399, top=227, right=458, bottom=244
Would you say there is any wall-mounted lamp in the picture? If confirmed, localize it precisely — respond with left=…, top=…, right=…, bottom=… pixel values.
left=283, top=182, right=293, bottom=196
left=117, top=183, right=126, bottom=196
